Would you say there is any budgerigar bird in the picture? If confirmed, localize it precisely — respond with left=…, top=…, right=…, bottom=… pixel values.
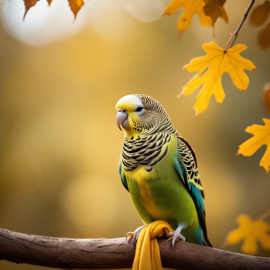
left=116, top=94, right=212, bottom=247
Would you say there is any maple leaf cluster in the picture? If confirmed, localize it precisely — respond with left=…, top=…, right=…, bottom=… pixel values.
left=23, top=0, right=84, bottom=20
left=163, top=0, right=257, bottom=117
left=163, top=0, right=228, bottom=37
left=163, top=0, right=270, bottom=256
left=164, top=1, right=270, bottom=176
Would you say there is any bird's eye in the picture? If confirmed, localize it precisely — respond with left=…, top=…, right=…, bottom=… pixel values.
left=136, top=106, right=143, bottom=112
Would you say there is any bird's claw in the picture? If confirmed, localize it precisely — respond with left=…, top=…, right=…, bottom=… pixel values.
left=166, top=231, right=185, bottom=247
left=125, top=225, right=147, bottom=246
left=125, top=231, right=139, bottom=246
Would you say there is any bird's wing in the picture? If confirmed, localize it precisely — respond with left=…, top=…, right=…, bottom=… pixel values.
left=175, top=134, right=212, bottom=247
left=118, top=159, right=129, bottom=192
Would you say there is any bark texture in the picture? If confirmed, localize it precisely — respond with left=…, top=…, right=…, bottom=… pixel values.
left=0, top=227, right=270, bottom=269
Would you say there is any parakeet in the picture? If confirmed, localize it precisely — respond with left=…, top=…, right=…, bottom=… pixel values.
left=116, top=94, right=212, bottom=247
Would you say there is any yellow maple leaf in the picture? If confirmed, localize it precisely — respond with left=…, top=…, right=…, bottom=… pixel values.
left=224, top=215, right=270, bottom=255
left=163, top=0, right=213, bottom=37
left=180, top=42, right=256, bottom=116
left=238, top=119, right=270, bottom=173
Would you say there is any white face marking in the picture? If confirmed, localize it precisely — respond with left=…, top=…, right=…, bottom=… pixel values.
left=116, top=95, right=143, bottom=110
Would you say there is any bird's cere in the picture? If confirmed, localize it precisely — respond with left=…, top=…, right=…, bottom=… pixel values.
left=115, top=94, right=143, bottom=112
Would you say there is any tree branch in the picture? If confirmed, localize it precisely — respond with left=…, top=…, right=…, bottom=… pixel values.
left=0, top=227, right=269, bottom=269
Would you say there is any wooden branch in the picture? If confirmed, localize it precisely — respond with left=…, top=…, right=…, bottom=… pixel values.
left=0, top=227, right=270, bottom=269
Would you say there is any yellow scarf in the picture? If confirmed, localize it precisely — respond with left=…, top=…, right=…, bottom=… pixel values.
left=132, top=220, right=174, bottom=270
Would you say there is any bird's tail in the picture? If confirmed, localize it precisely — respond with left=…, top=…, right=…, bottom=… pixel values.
left=203, top=233, right=213, bottom=247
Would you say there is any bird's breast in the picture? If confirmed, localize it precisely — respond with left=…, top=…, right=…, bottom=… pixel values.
left=123, top=135, right=183, bottom=221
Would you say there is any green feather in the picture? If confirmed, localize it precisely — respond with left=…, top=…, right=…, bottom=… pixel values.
left=119, top=134, right=212, bottom=246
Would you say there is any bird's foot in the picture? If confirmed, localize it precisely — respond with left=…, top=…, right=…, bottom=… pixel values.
left=166, top=225, right=185, bottom=247
left=125, top=225, right=147, bottom=246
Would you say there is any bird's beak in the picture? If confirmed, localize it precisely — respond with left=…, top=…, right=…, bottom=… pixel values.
left=116, top=110, right=128, bottom=131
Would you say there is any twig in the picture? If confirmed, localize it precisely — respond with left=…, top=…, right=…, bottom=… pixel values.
left=225, top=0, right=256, bottom=51
left=259, top=208, right=270, bottom=220
left=0, top=227, right=270, bottom=269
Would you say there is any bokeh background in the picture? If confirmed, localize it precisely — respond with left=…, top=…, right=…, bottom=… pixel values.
left=0, top=0, right=270, bottom=269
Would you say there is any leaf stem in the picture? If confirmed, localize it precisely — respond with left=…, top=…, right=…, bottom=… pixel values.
left=225, top=0, right=256, bottom=51
left=258, top=208, right=270, bottom=220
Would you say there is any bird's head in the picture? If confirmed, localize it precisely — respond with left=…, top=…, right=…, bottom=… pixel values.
left=115, top=94, right=174, bottom=140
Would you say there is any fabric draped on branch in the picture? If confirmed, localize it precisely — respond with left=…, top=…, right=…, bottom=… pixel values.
left=131, top=220, right=174, bottom=270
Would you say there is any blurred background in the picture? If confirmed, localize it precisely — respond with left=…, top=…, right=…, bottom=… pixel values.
left=0, top=0, right=270, bottom=269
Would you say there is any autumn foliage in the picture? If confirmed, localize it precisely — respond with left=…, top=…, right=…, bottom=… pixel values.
left=163, top=0, right=228, bottom=37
